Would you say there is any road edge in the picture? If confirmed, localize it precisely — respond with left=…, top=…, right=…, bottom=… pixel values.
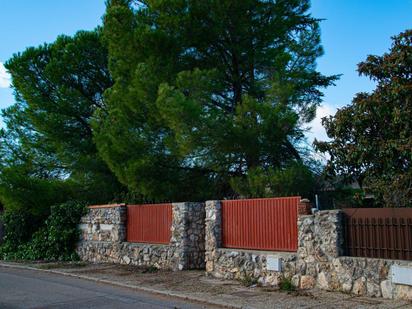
left=0, top=262, right=242, bottom=309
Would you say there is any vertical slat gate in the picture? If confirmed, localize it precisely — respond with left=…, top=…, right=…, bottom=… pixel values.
left=344, top=208, right=412, bottom=260
left=221, top=197, right=300, bottom=252
left=127, top=203, right=172, bottom=244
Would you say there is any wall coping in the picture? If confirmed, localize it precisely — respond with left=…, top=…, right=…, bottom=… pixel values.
left=338, top=255, right=412, bottom=265
left=125, top=241, right=171, bottom=247
left=316, top=209, right=342, bottom=215
left=88, top=203, right=126, bottom=209
left=79, top=240, right=170, bottom=247
left=298, top=209, right=342, bottom=217
left=124, top=241, right=171, bottom=247
left=218, top=247, right=297, bottom=257
left=216, top=196, right=301, bottom=203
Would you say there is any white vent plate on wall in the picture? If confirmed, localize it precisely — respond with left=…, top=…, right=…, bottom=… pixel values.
left=392, top=265, right=412, bottom=286
left=266, top=256, right=282, bottom=271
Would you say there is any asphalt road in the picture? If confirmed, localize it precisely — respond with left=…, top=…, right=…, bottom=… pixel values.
left=0, top=266, right=217, bottom=309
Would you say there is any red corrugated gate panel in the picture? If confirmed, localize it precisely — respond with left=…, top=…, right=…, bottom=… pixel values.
left=221, top=197, right=300, bottom=252
left=127, top=203, right=172, bottom=244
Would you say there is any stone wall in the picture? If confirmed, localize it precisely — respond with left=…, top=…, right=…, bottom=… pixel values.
left=205, top=200, right=222, bottom=273
left=205, top=203, right=412, bottom=301
left=79, top=204, right=127, bottom=242
left=77, top=202, right=205, bottom=271
left=171, top=202, right=206, bottom=270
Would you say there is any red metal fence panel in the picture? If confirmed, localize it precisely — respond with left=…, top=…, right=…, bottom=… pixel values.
left=343, top=208, right=412, bottom=260
left=221, top=197, right=300, bottom=252
left=127, top=203, right=172, bottom=244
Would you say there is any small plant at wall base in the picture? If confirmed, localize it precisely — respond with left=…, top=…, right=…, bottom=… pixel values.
left=0, top=201, right=87, bottom=261
left=142, top=265, right=159, bottom=274
left=240, top=273, right=259, bottom=287
left=279, top=276, right=296, bottom=292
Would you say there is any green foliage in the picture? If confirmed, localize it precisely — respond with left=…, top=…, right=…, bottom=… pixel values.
left=95, top=0, right=337, bottom=201
left=317, top=185, right=369, bottom=209
left=0, top=201, right=87, bottom=261
left=41, top=201, right=87, bottom=260
left=0, top=209, right=42, bottom=252
left=279, top=276, right=296, bottom=291
left=0, top=29, right=123, bottom=215
left=142, top=265, right=159, bottom=274
left=240, top=273, right=258, bottom=287
left=315, top=30, right=412, bottom=207
left=230, top=163, right=315, bottom=198
left=0, top=164, right=76, bottom=217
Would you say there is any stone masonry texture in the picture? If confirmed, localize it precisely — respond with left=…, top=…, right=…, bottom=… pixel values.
left=78, top=201, right=412, bottom=301
left=77, top=202, right=205, bottom=271
left=205, top=206, right=412, bottom=301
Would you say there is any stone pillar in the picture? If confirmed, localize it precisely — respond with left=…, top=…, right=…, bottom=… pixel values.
left=185, top=203, right=206, bottom=270
left=117, top=205, right=127, bottom=242
left=205, top=200, right=222, bottom=274
left=297, top=210, right=344, bottom=289
left=80, top=204, right=127, bottom=242
left=298, top=210, right=344, bottom=260
left=319, top=210, right=344, bottom=258
left=298, top=198, right=312, bottom=215
left=171, top=202, right=186, bottom=270
left=77, top=204, right=127, bottom=262
left=171, top=202, right=205, bottom=271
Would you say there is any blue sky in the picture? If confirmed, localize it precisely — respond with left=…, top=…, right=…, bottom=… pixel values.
left=0, top=0, right=106, bottom=124
left=308, top=0, right=412, bottom=141
left=0, top=0, right=411, bottom=140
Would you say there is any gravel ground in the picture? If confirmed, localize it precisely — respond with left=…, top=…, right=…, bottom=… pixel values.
left=3, top=262, right=412, bottom=309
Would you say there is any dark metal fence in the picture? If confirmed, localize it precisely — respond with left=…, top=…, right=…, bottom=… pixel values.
left=343, top=208, right=412, bottom=260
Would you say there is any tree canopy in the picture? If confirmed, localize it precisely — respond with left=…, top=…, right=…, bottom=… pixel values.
left=94, top=0, right=336, bottom=201
left=0, top=30, right=123, bottom=215
left=0, top=0, right=337, bottom=210
left=315, top=30, right=412, bottom=207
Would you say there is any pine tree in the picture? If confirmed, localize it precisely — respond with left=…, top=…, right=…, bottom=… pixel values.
left=0, top=30, right=124, bottom=215
left=94, top=0, right=337, bottom=200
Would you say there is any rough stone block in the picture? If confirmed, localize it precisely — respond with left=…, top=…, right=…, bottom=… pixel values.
left=394, top=285, right=412, bottom=301
left=380, top=280, right=393, bottom=299
left=352, top=277, right=367, bottom=295
left=317, top=272, right=329, bottom=290
left=300, top=275, right=315, bottom=289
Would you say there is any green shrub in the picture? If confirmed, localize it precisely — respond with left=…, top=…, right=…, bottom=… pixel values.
left=43, top=200, right=87, bottom=260
left=142, top=265, right=159, bottom=273
left=279, top=276, right=296, bottom=291
left=0, top=201, right=87, bottom=261
left=240, top=274, right=258, bottom=287
left=0, top=209, right=43, bottom=252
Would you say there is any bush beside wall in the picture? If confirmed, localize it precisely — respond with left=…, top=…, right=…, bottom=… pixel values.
left=0, top=201, right=87, bottom=261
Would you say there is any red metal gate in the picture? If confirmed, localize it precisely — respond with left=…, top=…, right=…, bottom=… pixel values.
left=127, top=203, right=172, bottom=244
left=221, top=197, right=300, bottom=252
